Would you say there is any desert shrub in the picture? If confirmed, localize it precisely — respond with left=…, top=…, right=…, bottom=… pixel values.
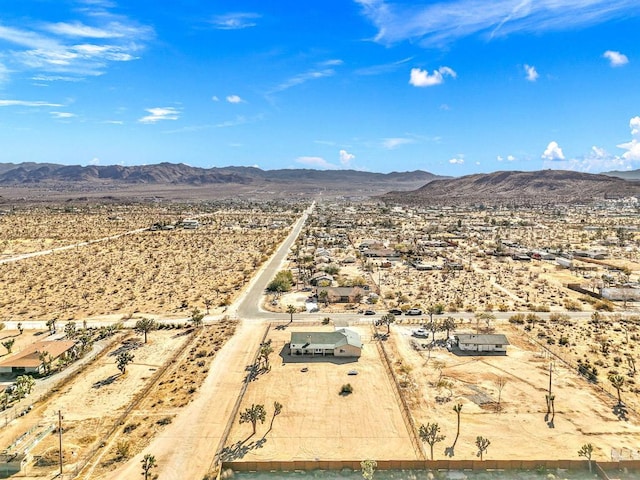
left=509, top=314, right=525, bottom=325
left=559, top=336, right=569, bottom=346
left=157, top=416, right=173, bottom=426
left=123, top=423, right=139, bottom=434
left=594, top=300, right=614, bottom=311
left=340, top=383, right=353, bottom=395
left=115, top=440, right=130, bottom=459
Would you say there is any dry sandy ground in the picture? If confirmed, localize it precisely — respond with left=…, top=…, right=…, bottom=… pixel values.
left=9, top=329, right=191, bottom=477
left=104, top=320, right=267, bottom=480
left=388, top=322, right=640, bottom=462
left=223, top=324, right=417, bottom=462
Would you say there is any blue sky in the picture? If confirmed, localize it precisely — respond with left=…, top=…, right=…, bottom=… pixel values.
left=0, top=0, right=639, bottom=176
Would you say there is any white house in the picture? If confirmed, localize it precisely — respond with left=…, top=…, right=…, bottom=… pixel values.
left=290, top=328, right=362, bottom=357
left=454, top=334, right=509, bottom=353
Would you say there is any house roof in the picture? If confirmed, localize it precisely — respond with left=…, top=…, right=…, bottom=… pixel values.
left=290, top=328, right=362, bottom=350
left=455, top=334, right=510, bottom=345
left=0, top=340, right=76, bottom=369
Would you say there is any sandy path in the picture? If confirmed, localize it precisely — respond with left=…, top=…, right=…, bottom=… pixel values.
left=101, top=320, right=266, bottom=479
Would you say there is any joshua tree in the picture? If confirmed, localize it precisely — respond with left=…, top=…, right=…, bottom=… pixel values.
left=379, top=313, right=395, bottom=334
left=239, top=404, right=267, bottom=436
left=2, top=339, right=15, bottom=354
left=259, top=341, right=274, bottom=371
left=578, top=443, right=594, bottom=472
left=496, top=376, right=507, bottom=412
left=475, top=436, right=491, bottom=460
left=64, top=321, right=77, bottom=339
left=38, top=351, right=53, bottom=375
left=15, top=375, right=35, bottom=398
left=286, top=304, right=296, bottom=323
left=204, top=298, right=213, bottom=315
left=46, top=318, right=57, bottom=333
left=116, top=351, right=135, bottom=375
left=318, top=290, right=329, bottom=306
left=17, top=322, right=23, bottom=335
left=268, top=401, right=283, bottom=431
left=134, top=318, right=157, bottom=344
left=419, top=422, right=446, bottom=460
left=442, top=316, right=456, bottom=338
left=141, top=454, right=157, bottom=480
left=190, top=308, right=204, bottom=328
left=452, top=403, right=463, bottom=449
left=608, top=374, right=625, bottom=406
left=361, top=459, right=377, bottom=480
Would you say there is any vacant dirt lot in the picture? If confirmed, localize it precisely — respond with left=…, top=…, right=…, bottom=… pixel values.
left=388, top=322, right=640, bottom=462
left=223, top=324, right=417, bottom=461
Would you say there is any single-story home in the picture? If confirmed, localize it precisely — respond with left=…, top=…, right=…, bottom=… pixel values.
left=315, top=286, right=369, bottom=303
left=453, top=334, right=509, bottom=353
left=290, top=328, right=362, bottom=357
left=0, top=340, right=77, bottom=374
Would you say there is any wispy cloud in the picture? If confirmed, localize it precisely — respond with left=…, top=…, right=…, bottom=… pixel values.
left=0, top=6, right=153, bottom=82
left=603, top=50, right=629, bottom=67
left=50, top=111, right=76, bottom=118
left=355, top=0, right=638, bottom=47
left=138, top=107, right=180, bottom=124
left=449, top=156, right=464, bottom=164
left=270, top=63, right=339, bottom=94
left=356, top=56, right=413, bottom=76
left=0, top=99, right=63, bottom=107
left=382, top=137, right=415, bottom=149
left=524, top=64, right=539, bottom=81
left=409, top=66, right=456, bottom=87
left=210, top=12, right=260, bottom=30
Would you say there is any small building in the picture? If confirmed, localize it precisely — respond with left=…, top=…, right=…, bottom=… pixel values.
left=181, top=219, right=200, bottom=229
left=315, top=286, right=368, bottom=303
left=0, top=340, right=77, bottom=374
left=454, top=334, right=509, bottom=353
left=290, top=328, right=362, bottom=357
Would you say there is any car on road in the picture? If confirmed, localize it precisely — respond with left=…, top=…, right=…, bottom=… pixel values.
left=388, top=309, right=402, bottom=315
left=363, top=310, right=376, bottom=315
left=413, top=328, right=428, bottom=337
left=406, top=308, right=423, bottom=316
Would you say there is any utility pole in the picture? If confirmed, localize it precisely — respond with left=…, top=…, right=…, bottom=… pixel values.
left=58, top=410, right=63, bottom=476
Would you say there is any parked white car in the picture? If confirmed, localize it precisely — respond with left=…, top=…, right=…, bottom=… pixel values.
left=413, top=328, right=428, bottom=337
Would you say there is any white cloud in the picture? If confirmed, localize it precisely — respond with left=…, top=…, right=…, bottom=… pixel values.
left=355, top=0, right=637, bottom=47
left=629, top=116, right=640, bottom=135
left=339, top=149, right=355, bottom=166
left=541, top=141, right=565, bottom=161
left=89, top=157, right=100, bottom=165
left=138, top=107, right=180, bottom=124
left=226, top=95, right=243, bottom=103
left=603, top=50, right=629, bottom=67
left=0, top=99, right=62, bottom=107
left=50, top=111, right=75, bottom=118
left=449, top=157, right=464, bottom=164
left=524, top=64, right=539, bottom=82
left=0, top=8, right=153, bottom=81
left=211, top=96, right=219, bottom=102
left=382, top=137, right=414, bottom=149
left=210, top=13, right=260, bottom=30
left=409, top=66, right=456, bottom=87
left=295, top=156, right=338, bottom=169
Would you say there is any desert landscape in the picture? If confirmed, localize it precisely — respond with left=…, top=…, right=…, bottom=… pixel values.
left=0, top=174, right=638, bottom=479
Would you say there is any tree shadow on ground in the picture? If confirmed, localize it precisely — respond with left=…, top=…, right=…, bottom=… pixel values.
left=220, top=437, right=267, bottom=461
left=108, top=340, right=141, bottom=357
left=613, top=404, right=628, bottom=421
left=93, top=373, right=119, bottom=389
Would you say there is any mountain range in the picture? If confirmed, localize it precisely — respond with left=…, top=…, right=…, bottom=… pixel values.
left=0, top=162, right=639, bottom=204
left=382, top=169, right=640, bottom=205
